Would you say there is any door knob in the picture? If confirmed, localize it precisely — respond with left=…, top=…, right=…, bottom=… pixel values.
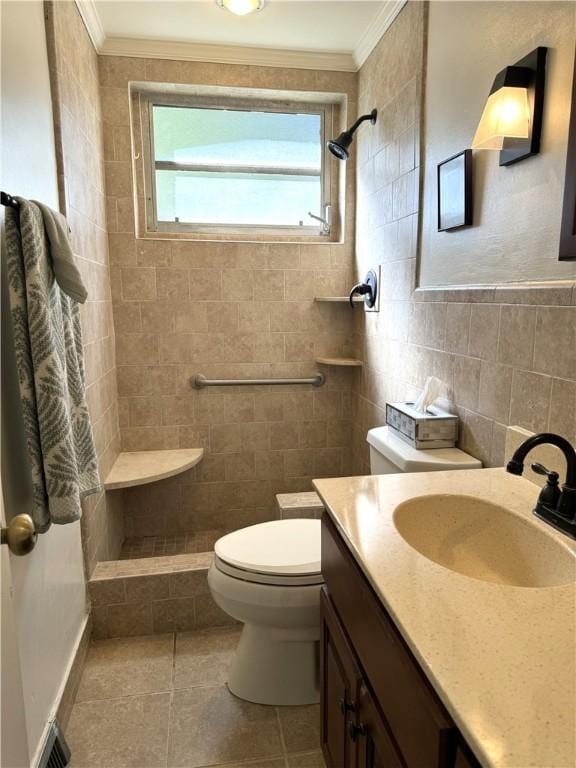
left=349, top=269, right=377, bottom=308
left=1, top=514, right=37, bottom=556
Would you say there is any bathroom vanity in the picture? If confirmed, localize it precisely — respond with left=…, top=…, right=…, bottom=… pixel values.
left=320, top=513, right=478, bottom=768
left=314, top=469, right=576, bottom=768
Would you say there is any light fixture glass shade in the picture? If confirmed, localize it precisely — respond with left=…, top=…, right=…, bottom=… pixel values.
left=472, top=86, right=530, bottom=150
left=216, top=0, right=264, bottom=15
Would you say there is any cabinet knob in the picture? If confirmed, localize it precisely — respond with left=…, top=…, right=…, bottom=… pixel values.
left=348, top=722, right=366, bottom=742
left=339, top=697, right=356, bottom=716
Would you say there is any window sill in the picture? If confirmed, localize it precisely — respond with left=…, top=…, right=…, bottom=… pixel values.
left=137, top=227, right=342, bottom=245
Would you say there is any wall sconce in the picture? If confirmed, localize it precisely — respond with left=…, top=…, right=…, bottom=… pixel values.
left=472, top=47, right=547, bottom=166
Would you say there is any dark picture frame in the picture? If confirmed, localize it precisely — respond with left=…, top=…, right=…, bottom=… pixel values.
left=559, top=51, right=576, bottom=261
left=437, top=149, right=472, bottom=231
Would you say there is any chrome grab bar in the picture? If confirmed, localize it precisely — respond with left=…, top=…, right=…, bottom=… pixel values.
left=192, top=373, right=325, bottom=389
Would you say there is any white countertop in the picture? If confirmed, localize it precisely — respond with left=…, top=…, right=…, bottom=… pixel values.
left=314, top=468, right=576, bottom=768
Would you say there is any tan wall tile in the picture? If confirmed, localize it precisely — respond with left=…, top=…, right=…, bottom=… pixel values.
left=352, top=0, right=575, bottom=483
left=497, top=305, right=537, bottom=369
left=121, top=268, right=156, bottom=301
left=509, top=370, right=553, bottom=434
left=533, top=307, right=576, bottom=380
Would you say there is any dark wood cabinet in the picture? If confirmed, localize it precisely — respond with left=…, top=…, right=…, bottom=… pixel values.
left=321, top=514, right=481, bottom=768
left=321, top=589, right=403, bottom=768
left=321, top=588, right=360, bottom=768
left=354, top=681, right=404, bottom=768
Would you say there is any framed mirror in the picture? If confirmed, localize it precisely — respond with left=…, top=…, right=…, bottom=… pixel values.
left=559, top=52, right=575, bottom=261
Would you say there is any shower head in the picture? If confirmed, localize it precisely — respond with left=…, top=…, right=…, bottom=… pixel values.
left=327, top=108, right=377, bottom=160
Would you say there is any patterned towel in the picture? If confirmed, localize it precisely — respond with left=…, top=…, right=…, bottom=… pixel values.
left=4, top=199, right=100, bottom=530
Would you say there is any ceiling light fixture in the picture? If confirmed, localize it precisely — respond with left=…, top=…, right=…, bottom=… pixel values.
left=216, top=0, right=265, bottom=16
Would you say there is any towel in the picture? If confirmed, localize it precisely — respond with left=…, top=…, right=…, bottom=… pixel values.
left=32, top=200, right=88, bottom=304
left=4, top=199, right=100, bottom=529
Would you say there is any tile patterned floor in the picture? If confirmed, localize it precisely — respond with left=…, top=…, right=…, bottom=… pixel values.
left=119, top=531, right=225, bottom=560
left=66, top=627, right=325, bottom=768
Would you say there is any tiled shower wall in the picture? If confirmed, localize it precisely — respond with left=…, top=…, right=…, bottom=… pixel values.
left=352, top=1, right=576, bottom=473
left=45, top=1, right=123, bottom=575
left=100, top=57, right=359, bottom=539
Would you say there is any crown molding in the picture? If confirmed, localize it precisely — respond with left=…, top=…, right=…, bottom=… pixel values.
left=99, top=37, right=357, bottom=72
left=74, top=0, right=105, bottom=51
left=75, top=0, right=404, bottom=73
left=353, top=0, right=406, bottom=69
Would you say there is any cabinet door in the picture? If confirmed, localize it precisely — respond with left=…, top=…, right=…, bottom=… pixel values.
left=354, top=682, right=404, bottom=768
left=321, top=588, right=360, bottom=768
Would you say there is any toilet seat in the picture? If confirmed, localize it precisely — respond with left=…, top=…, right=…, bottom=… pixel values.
left=214, top=519, right=323, bottom=586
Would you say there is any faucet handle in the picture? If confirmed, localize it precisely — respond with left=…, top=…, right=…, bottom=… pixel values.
left=531, top=462, right=561, bottom=511
left=531, top=462, right=559, bottom=484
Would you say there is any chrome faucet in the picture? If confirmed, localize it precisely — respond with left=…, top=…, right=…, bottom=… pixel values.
left=506, top=432, right=576, bottom=539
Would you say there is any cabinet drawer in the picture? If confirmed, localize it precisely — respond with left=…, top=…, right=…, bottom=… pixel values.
left=322, top=514, right=457, bottom=768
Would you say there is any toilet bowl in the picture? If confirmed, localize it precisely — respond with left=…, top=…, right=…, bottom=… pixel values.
left=208, top=518, right=323, bottom=706
left=209, top=427, right=482, bottom=706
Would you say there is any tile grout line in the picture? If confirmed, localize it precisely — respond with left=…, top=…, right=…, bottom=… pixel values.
left=275, top=707, right=290, bottom=768
left=74, top=679, right=241, bottom=706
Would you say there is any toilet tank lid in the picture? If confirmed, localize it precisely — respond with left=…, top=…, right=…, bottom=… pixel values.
left=366, top=426, right=482, bottom=472
left=215, top=519, right=321, bottom=576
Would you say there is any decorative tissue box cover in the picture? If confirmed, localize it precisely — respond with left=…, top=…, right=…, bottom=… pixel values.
left=386, top=402, right=459, bottom=449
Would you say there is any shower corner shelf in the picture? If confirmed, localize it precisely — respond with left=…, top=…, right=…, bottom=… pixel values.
left=314, top=296, right=362, bottom=304
left=316, top=357, right=363, bottom=367
left=103, top=448, right=204, bottom=490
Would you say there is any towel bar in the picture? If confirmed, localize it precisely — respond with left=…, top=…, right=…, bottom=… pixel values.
left=192, top=373, right=325, bottom=388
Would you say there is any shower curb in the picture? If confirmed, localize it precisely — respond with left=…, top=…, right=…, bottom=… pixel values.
left=89, top=552, right=236, bottom=639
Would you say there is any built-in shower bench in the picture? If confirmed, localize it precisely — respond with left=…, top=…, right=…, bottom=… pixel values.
left=103, top=448, right=204, bottom=490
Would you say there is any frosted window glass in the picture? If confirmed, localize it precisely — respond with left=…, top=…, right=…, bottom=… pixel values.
left=156, top=171, right=320, bottom=227
left=151, top=104, right=324, bottom=227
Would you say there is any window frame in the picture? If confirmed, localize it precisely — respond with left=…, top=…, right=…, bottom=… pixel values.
left=140, top=91, right=333, bottom=238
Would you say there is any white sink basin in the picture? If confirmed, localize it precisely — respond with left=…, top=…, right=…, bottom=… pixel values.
left=393, top=494, right=576, bottom=588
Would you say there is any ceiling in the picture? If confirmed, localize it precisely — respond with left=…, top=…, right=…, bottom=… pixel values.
left=79, top=0, right=405, bottom=70
left=95, top=1, right=383, bottom=52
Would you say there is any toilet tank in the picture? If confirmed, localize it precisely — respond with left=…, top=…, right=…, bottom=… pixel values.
left=367, top=426, right=482, bottom=474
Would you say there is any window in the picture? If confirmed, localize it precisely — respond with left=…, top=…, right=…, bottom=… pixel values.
left=142, top=94, right=333, bottom=237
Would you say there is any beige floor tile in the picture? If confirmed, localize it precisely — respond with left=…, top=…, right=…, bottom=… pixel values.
left=76, top=634, right=174, bottom=702
left=174, top=626, right=241, bottom=690
left=168, top=685, right=283, bottom=767
left=67, top=692, right=171, bottom=768
left=287, top=750, right=326, bottom=767
left=208, top=760, right=286, bottom=768
left=278, top=705, right=321, bottom=754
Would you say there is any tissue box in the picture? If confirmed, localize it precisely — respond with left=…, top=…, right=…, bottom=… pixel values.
left=385, top=402, right=459, bottom=449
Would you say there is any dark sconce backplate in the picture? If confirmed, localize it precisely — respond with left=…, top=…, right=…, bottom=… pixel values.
left=499, top=46, right=547, bottom=166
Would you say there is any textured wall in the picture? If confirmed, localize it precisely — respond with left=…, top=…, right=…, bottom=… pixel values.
left=352, top=1, right=576, bottom=474
left=420, top=1, right=576, bottom=286
left=100, top=57, right=358, bottom=540
left=45, top=1, right=123, bottom=575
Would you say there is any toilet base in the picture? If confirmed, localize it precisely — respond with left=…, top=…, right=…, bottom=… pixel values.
left=228, top=624, right=320, bottom=706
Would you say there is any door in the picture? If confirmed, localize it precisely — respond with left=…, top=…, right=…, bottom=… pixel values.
left=1, top=2, right=88, bottom=763
left=320, top=588, right=361, bottom=768
left=1, top=491, right=30, bottom=768
left=354, top=681, right=404, bottom=768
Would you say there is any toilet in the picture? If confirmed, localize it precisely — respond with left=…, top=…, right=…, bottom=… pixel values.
left=208, top=518, right=323, bottom=706
left=208, top=426, right=481, bottom=706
